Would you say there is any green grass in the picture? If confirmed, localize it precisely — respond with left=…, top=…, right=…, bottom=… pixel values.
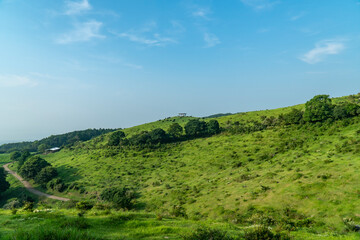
left=1, top=209, right=359, bottom=240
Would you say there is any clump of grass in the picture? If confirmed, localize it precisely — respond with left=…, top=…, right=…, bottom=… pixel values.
left=58, top=217, right=90, bottom=229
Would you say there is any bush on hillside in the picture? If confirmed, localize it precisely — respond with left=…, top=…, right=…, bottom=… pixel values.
left=279, top=109, right=304, bottom=125
left=207, top=119, right=221, bottom=135
left=35, top=166, right=58, bottom=184
left=10, top=151, right=21, bottom=161
left=168, top=123, right=183, bottom=138
left=184, top=119, right=208, bottom=137
left=19, top=156, right=50, bottom=180
left=244, top=226, right=290, bottom=240
left=100, top=187, right=137, bottom=209
left=17, top=150, right=31, bottom=169
left=304, top=95, right=333, bottom=122
left=76, top=201, right=94, bottom=211
left=47, top=178, right=67, bottom=192
left=108, top=131, right=126, bottom=146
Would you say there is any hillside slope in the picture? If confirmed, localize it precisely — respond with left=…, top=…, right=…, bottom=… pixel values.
left=36, top=93, right=360, bottom=232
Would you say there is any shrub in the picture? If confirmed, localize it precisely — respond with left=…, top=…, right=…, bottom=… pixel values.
left=207, top=120, right=221, bottom=135
left=244, top=226, right=290, bottom=240
left=76, top=201, right=94, bottom=211
left=10, top=151, right=21, bottom=161
left=47, top=178, right=66, bottom=192
left=168, top=123, right=183, bottom=138
left=100, top=187, right=137, bottom=209
left=108, top=131, right=126, bottom=146
left=19, top=156, right=50, bottom=180
left=183, top=227, right=234, bottom=240
left=35, top=166, right=58, bottom=184
left=185, top=119, right=207, bottom=137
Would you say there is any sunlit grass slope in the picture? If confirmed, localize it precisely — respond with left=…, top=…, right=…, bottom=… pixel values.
left=38, top=94, right=360, bottom=234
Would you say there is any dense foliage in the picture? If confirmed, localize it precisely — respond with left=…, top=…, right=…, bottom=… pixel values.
left=303, top=95, right=333, bottom=122
left=108, top=119, right=221, bottom=148
left=0, top=167, right=10, bottom=195
left=18, top=156, right=58, bottom=188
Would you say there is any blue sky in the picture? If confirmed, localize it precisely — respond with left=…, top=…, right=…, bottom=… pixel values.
left=0, top=0, right=359, bottom=142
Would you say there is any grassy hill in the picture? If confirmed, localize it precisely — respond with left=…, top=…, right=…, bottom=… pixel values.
left=2, top=93, right=360, bottom=239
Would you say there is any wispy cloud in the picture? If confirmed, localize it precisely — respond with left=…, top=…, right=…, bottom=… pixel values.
left=204, top=33, right=220, bottom=48
left=65, top=0, right=91, bottom=15
left=0, top=75, right=38, bottom=87
left=192, top=7, right=211, bottom=20
left=240, top=0, right=280, bottom=10
left=290, top=12, right=307, bottom=21
left=111, top=21, right=177, bottom=47
left=113, top=32, right=175, bottom=47
left=56, top=20, right=105, bottom=44
left=299, top=40, right=345, bottom=64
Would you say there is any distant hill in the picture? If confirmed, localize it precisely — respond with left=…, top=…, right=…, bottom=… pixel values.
left=0, top=128, right=115, bottom=153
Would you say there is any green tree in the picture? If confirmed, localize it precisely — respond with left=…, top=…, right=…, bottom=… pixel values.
left=207, top=120, right=221, bottom=135
left=35, top=166, right=58, bottom=184
left=168, top=123, right=183, bottom=138
left=18, top=150, right=31, bottom=170
left=10, top=151, right=21, bottom=161
left=281, top=109, right=304, bottom=125
left=19, top=156, right=50, bottom=180
left=37, top=144, right=49, bottom=153
left=149, top=128, right=168, bottom=144
left=108, top=131, right=126, bottom=146
left=0, top=167, right=10, bottom=194
left=185, top=119, right=207, bottom=137
left=303, top=95, right=333, bottom=122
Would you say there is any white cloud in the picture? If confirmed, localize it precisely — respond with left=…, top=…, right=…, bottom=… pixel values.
left=56, top=20, right=105, bottom=44
left=192, top=7, right=211, bottom=20
left=112, top=32, right=176, bottom=47
left=299, top=40, right=345, bottom=64
left=240, top=0, right=280, bottom=10
left=65, top=0, right=91, bottom=15
left=204, top=33, right=220, bottom=48
left=0, top=75, right=38, bottom=87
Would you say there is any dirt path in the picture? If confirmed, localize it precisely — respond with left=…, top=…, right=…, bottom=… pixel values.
left=3, top=163, right=70, bottom=201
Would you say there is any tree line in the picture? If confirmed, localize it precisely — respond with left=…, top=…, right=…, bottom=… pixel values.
left=108, top=119, right=221, bottom=148
left=227, top=94, right=360, bottom=134
left=0, top=128, right=116, bottom=153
